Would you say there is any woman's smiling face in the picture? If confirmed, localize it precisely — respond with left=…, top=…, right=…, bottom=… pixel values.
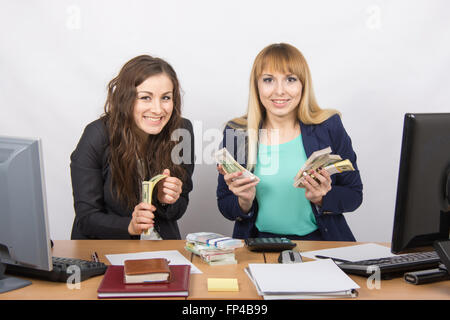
left=257, top=70, right=303, bottom=121
left=133, top=73, right=174, bottom=136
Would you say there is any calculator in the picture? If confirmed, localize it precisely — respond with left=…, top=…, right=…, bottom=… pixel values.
left=245, top=237, right=297, bottom=252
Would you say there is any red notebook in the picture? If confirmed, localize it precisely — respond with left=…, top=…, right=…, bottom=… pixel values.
left=97, top=264, right=191, bottom=298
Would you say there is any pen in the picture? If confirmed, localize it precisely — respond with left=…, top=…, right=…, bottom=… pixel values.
left=92, top=251, right=99, bottom=262
left=315, top=255, right=350, bottom=263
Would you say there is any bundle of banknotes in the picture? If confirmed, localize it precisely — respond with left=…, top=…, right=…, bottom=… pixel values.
left=185, top=232, right=244, bottom=266
left=293, top=146, right=355, bottom=188
left=140, top=174, right=167, bottom=239
left=214, top=148, right=259, bottom=181
left=214, top=146, right=353, bottom=188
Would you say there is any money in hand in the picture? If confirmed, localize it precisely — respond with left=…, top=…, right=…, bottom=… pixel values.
left=215, top=148, right=259, bottom=181
left=141, top=174, right=167, bottom=236
left=293, top=147, right=355, bottom=188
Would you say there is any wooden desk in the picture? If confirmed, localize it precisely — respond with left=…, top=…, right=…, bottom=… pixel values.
left=1, top=240, right=191, bottom=300
left=188, top=246, right=264, bottom=300
left=1, top=240, right=449, bottom=300
left=264, top=241, right=450, bottom=300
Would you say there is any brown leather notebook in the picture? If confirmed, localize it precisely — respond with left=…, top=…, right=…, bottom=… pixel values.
left=123, top=258, right=171, bottom=284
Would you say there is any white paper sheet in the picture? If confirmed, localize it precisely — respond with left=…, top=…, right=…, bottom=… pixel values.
left=105, top=250, right=202, bottom=274
left=301, top=243, right=399, bottom=262
left=248, top=259, right=359, bottom=295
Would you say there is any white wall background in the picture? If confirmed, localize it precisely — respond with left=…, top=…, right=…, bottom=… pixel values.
left=1, top=0, right=449, bottom=241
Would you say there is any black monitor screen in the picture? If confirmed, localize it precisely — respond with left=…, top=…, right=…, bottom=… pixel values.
left=391, top=113, right=450, bottom=254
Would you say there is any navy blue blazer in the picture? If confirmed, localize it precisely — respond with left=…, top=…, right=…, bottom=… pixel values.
left=216, top=114, right=363, bottom=241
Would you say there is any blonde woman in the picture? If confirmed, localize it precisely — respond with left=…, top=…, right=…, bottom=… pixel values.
left=217, top=43, right=362, bottom=241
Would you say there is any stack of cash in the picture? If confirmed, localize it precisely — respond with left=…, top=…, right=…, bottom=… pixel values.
left=215, top=148, right=259, bottom=181
left=293, top=147, right=355, bottom=188
left=185, top=232, right=244, bottom=266
left=140, top=174, right=167, bottom=239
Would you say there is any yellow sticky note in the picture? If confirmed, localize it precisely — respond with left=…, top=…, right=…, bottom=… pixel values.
left=207, top=278, right=239, bottom=292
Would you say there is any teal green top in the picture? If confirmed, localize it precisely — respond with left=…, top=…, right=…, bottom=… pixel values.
left=254, top=134, right=317, bottom=236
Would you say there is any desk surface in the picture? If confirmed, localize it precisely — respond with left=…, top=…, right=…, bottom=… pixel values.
left=1, top=240, right=449, bottom=300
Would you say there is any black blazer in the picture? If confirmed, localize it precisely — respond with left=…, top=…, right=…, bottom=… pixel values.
left=70, top=117, right=194, bottom=240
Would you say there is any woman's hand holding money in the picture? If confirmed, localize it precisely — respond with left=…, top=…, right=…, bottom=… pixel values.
left=217, top=164, right=259, bottom=214
left=302, top=168, right=332, bottom=206
left=157, top=169, right=183, bottom=205
left=128, top=203, right=156, bottom=235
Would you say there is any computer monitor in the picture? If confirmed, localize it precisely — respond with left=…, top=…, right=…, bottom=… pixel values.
left=0, top=136, right=52, bottom=293
left=391, top=113, right=450, bottom=254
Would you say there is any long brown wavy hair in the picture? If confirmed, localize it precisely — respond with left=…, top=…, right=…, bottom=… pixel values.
left=101, top=55, right=186, bottom=209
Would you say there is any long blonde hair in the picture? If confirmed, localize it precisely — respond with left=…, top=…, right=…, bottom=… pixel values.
left=229, top=43, right=340, bottom=171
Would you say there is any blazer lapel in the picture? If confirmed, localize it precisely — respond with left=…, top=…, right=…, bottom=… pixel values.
left=299, top=121, right=319, bottom=158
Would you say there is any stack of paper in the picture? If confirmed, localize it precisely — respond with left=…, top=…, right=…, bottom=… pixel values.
left=245, top=259, right=360, bottom=299
left=185, top=232, right=244, bottom=266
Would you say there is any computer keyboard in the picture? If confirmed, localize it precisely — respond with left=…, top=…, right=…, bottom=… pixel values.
left=6, top=256, right=107, bottom=282
left=337, top=251, right=441, bottom=279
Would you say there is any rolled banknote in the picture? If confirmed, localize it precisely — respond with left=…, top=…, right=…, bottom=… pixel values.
left=141, top=174, right=167, bottom=237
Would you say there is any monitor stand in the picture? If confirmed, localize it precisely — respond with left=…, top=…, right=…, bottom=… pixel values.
left=0, top=263, right=32, bottom=293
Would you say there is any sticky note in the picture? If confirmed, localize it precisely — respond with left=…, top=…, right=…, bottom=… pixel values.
left=207, top=278, right=239, bottom=292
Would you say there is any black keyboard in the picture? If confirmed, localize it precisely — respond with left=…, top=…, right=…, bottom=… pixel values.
left=6, top=256, right=107, bottom=282
left=337, top=251, right=441, bottom=279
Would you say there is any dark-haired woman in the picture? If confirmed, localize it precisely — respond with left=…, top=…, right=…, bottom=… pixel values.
left=70, top=55, right=194, bottom=240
